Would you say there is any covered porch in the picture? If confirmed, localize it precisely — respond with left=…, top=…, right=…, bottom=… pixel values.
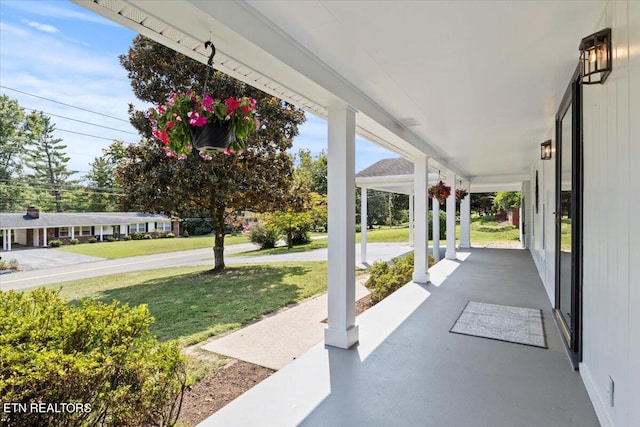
left=202, top=247, right=598, bottom=426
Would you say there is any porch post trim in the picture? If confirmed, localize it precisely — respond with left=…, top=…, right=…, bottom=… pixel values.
left=412, top=154, right=429, bottom=283
left=446, top=173, right=457, bottom=260
left=43, top=227, right=48, bottom=247
left=325, top=105, right=358, bottom=349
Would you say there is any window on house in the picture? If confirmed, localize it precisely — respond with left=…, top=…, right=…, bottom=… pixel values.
left=59, top=227, right=70, bottom=237
left=75, top=226, right=92, bottom=236
left=129, top=223, right=146, bottom=233
left=156, top=222, right=172, bottom=232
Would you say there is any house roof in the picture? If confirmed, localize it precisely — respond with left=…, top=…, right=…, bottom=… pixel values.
left=0, top=212, right=173, bottom=230
left=356, top=158, right=413, bottom=178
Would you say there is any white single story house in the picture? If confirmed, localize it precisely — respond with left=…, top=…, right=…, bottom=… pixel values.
left=0, top=207, right=179, bottom=250
left=73, top=1, right=639, bottom=426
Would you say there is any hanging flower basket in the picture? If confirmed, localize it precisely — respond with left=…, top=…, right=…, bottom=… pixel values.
left=189, top=120, right=234, bottom=153
left=456, top=188, right=469, bottom=203
left=428, top=180, right=451, bottom=205
left=147, top=91, right=257, bottom=160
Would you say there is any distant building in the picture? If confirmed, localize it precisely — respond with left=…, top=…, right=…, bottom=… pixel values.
left=0, top=207, right=179, bottom=250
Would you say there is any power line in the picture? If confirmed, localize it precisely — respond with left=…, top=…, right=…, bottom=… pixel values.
left=56, top=128, right=138, bottom=145
left=0, top=85, right=131, bottom=123
left=23, top=107, right=138, bottom=135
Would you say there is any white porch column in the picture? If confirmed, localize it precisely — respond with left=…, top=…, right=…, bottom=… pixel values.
left=409, top=193, right=414, bottom=247
left=433, top=198, right=441, bottom=261
left=325, top=105, right=358, bottom=349
left=7, top=229, right=12, bottom=251
left=71, top=226, right=75, bottom=239
left=460, top=183, right=471, bottom=249
left=43, top=227, right=48, bottom=247
left=100, top=225, right=104, bottom=242
left=2, top=230, right=6, bottom=251
left=446, top=174, right=457, bottom=260
left=412, top=155, right=429, bottom=283
left=360, top=187, right=367, bottom=264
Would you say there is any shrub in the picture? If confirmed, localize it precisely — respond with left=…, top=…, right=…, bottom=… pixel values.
left=365, top=252, right=435, bottom=303
left=131, top=232, right=143, bottom=240
left=143, top=234, right=153, bottom=240
left=164, top=232, right=175, bottom=238
left=181, top=218, right=212, bottom=236
left=291, top=230, right=311, bottom=245
left=121, top=235, right=131, bottom=241
left=0, top=259, right=19, bottom=271
left=182, top=230, right=190, bottom=238
left=49, top=240, right=62, bottom=248
left=88, top=237, right=98, bottom=243
left=247, top=222, right=282, bottom=249
left=69, top=239, right=79, bottom=245
left=0, top=288, right=187, bottom=427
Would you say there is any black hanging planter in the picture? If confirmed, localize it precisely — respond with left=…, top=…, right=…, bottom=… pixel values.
left=189, top=121, right=235, bottom=152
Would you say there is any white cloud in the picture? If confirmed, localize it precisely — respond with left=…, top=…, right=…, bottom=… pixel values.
left=26, top=20, right=59, bottom=33
left=3, top=1, right=119, bottom=27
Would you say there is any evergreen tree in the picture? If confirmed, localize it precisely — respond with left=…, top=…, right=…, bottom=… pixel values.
left=24, top=112, right=77, bottom=212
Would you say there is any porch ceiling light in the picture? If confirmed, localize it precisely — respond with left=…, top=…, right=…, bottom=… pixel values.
left=579, top=28, right=612, bottom=84
left=541, top=140, right=552, bottom=160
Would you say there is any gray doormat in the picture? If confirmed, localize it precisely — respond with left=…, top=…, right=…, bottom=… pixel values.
left=450, top=301, right=547, bottom=348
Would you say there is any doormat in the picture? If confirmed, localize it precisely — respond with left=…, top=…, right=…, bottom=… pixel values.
left=450, top=301, right=547, bottom=348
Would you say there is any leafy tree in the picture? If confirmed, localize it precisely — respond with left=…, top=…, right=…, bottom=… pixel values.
left=0, top=95, right=27, bottom=211
left=493, top=191, right=521, bottom=212
left=308, top=192, right=328, bottom=232
left=117, top=36, right=305, bottom=271
left=293, top=149, right=327, bottom=195
left=24, top=112, right=77, bottom=212
left=470, top=192, right=495, bottom=215
left=85, top=142, right=127, bottom=212
left=265, top=183, right=312, bottom=248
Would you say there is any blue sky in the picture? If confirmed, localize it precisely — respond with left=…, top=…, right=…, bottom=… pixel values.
left=0, top=0, right=395, bottom=178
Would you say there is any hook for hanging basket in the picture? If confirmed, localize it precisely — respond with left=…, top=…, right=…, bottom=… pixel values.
left=202, top=40, right=216, bottom=95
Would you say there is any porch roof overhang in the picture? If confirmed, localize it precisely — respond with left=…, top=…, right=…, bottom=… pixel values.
left=73, top=0, right=605, bottom=190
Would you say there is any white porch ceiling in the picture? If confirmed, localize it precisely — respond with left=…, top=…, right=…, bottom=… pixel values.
left=75, top=0, right=605, bottom=190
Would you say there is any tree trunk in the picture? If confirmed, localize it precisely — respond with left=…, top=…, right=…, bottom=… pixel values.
left=212, top=207, right=226, bottom=272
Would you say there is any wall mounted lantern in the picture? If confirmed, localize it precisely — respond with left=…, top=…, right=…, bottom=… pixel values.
left=579, top=28, right=612, bottom=84
left=540, top=140, right=552, bottom=160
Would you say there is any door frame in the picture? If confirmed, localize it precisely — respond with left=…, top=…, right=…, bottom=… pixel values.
left=554, top=65, right=583, bottom=369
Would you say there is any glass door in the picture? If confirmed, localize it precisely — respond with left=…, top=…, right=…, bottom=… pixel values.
left=555, top=67, right=582, bottom=365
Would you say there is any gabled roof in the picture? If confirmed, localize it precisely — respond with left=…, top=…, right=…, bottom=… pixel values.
left=0, top=212, right=172, bottom=230
left=356, top=157, right=413, bottom=178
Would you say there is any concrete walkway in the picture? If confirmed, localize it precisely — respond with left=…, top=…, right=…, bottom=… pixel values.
left=202, top=275, right=371, bottom=370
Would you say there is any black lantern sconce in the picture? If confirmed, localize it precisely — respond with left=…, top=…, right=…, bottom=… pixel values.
left=540, top=140, right=552, bottom=160
left=579, top=28, right=612, bottom=84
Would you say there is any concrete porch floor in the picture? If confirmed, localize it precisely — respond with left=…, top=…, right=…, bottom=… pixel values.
left=200, top=248, right=599, bottom=427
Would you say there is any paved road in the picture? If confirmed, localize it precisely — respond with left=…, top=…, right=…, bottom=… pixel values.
left=0, top=242, right=412, bottom=291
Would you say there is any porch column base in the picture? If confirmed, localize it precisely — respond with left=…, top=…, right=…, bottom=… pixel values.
left=325, top=324, right=359, bottom=349
left=412, top=271, right=430, bottom=284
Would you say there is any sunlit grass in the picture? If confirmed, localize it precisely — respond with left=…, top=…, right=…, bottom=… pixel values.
left=30, top=262, right=327, bottom=346
left=55, top=234, right=249, bottom=259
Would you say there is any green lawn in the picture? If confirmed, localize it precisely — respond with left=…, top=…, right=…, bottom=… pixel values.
left=36, top=262, right=327, bottom=345
left=55, top=234, right=249, bottom=259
